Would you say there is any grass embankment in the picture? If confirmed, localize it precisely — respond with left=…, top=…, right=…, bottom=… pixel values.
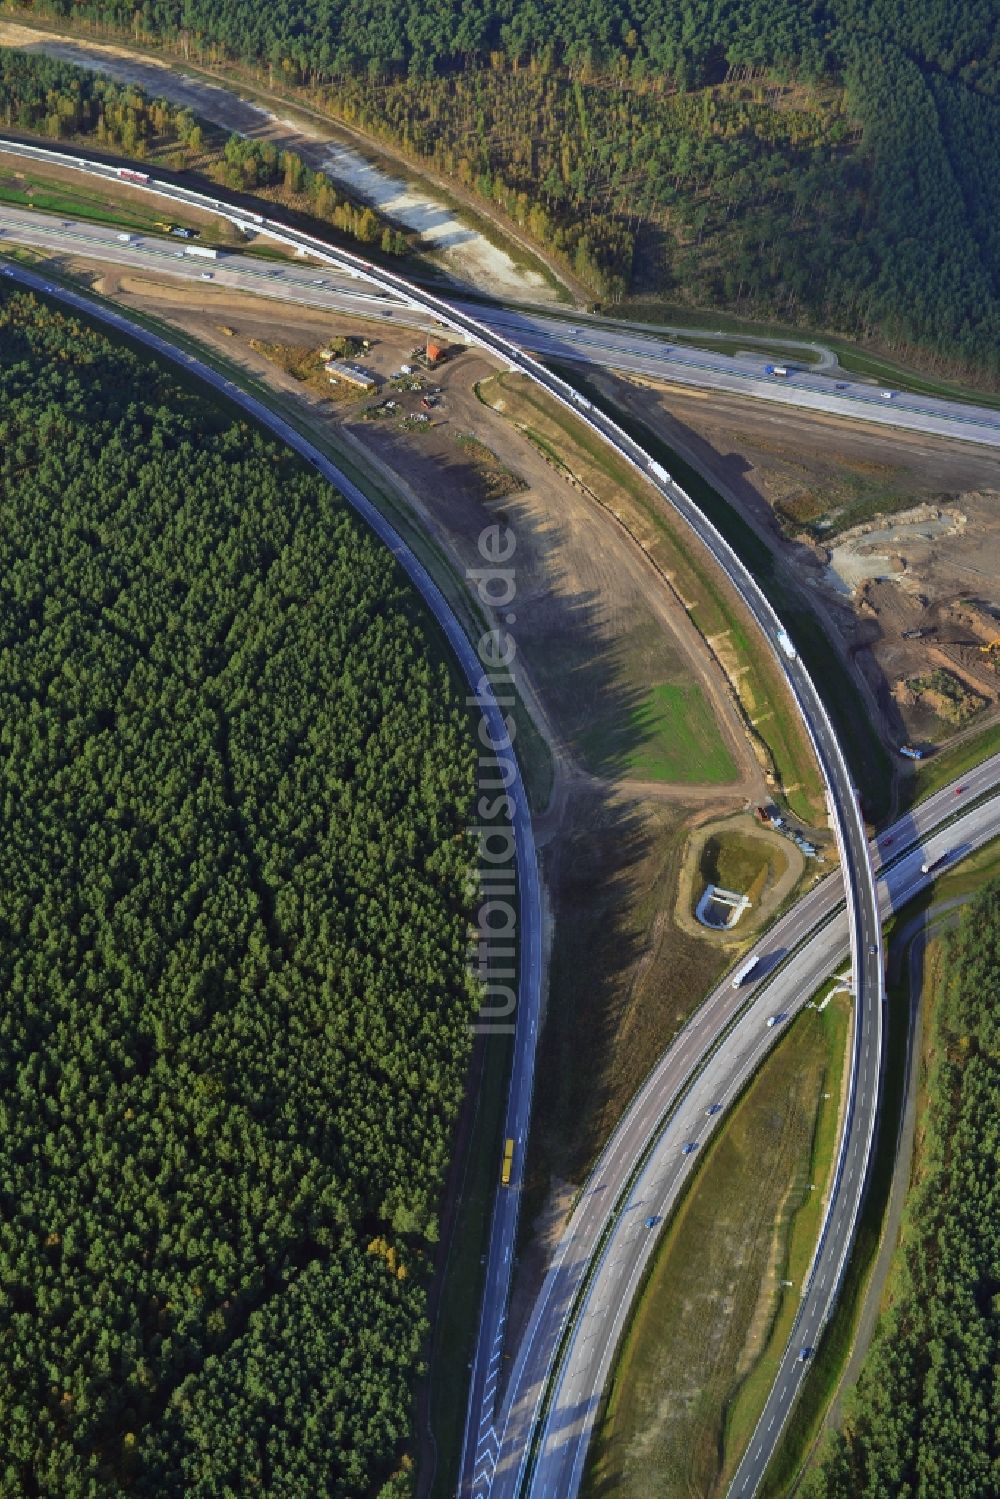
left=580, top=680, right=737, bottom=785
left=479, top=372, right=823, bottom=807
left=666, top=333, right=824, bottom=365
left=584, top=995, right=850, bottom=1499
left=0, top=163, right=249, bottom=245
left=551, top=364, right=892, bottom=823
left=923, top=835, right=1000, bottom=902
left=613, top=299, right=1000, bottom=410
left=828, top=342, right=1000, bottom=408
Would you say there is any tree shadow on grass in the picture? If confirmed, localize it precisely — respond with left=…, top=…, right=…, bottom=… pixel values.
left=532, top=786, right=654, bottom=1190
left=354, top=420, right=666, bottom=784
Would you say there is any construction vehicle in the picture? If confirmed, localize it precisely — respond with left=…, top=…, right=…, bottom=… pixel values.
left=980, top=638, right=1000, bottom=655
left=501, top=1138, right=515, bottom=1186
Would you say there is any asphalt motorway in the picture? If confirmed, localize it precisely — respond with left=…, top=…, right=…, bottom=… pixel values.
left=3, top=171, right=1000, bottom=448
left=0, top=201, right=437, bottom=325
left=470, top=306, right=1000, bottom=449
left=0, top=263, right=544, bottom=1499
left=0, top=142, right=884, bottom=1499
left=492, top=755, right=1000, bottom=1499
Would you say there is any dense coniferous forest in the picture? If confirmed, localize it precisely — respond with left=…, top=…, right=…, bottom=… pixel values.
left=0, top=288, right=480, bottom=1496
left=6, top=0, right=999, bottom=374
left=804, top=883, right=1000, bottom=1499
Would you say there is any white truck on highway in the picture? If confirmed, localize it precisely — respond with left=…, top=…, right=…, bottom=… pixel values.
left=920, top=850, right=951, bottom=875
left=776, top=629, right=797, bottom=661
left=116, top=232, right=136, bottom=244
left=184, top=245, right=219, bottom=260
left=732, top=956, right=761, bottom=989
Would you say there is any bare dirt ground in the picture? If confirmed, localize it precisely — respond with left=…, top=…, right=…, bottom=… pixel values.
left=606, top=374, right=1000, bottom=754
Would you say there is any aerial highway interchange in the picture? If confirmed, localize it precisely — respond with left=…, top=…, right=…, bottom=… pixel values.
left=0, top=153, right=885, bottom=1499
left=2, top=144, right=997, bottom=1499
left=2, top=139, right=1000, bottom=451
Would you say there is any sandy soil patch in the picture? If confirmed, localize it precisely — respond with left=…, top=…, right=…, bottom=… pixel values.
left=824, top=505, right=967, bottom=596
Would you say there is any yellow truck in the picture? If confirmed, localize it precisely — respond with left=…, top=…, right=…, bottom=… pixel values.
left=501, top=1138, right=515, bottom=1186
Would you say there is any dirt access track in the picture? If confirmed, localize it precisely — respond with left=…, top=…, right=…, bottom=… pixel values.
left=0, top=20, right=572, bottom=304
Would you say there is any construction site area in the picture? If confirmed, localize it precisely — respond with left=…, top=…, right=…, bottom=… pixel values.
left=594, top=372, right=1000, bottom=754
